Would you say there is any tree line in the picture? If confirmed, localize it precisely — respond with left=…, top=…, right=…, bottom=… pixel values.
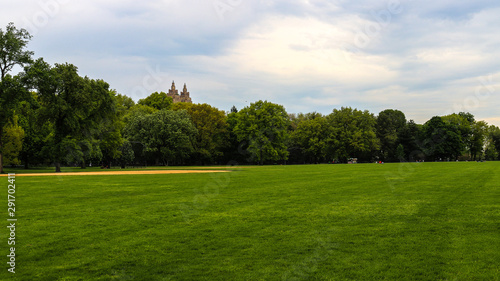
left=1, top=23, right=500, bottom=172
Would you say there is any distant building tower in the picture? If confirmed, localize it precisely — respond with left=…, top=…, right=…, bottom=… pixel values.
left=180, top=83, right=192, bottom=103
left=167, top=81, right=192, bottom=103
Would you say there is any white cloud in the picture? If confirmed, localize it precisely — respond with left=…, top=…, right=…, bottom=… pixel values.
left=1, top=0, right=500, bottom=126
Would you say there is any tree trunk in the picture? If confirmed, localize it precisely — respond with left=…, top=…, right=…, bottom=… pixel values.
left=81, top=160, right=86, bottom=169
left=55, top=162, right=61, bottom=173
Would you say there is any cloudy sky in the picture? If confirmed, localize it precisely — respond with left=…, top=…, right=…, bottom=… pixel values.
left=2, top=0, right=499, bottom=125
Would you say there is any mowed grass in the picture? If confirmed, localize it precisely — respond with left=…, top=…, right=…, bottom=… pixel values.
left=4, top=162, right=500, bottom=280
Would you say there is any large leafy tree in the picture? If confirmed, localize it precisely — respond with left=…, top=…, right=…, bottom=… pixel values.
left=469, top=120, right=488, bottom=160
left=0, top=23, right=33, bottom=173
left=442, top=112, right=489, bottom=160
left=326, top=107, right=379, bottom=162
left=485, top=125, right=500, bottom=160
left=376, top=109, right=406, bottom=161
left=442, top=113, right=473, bottom=157
left=125, top=110, right=197, bottom=165
left=93, top=91, right=129, bottom=168
left=422, top=116, right=463, bottom=161
left=291, top=114, right=329, bottom=163
left=2, top=116, right=25, bottom=165
left=138, top=91, right=172, bottom=110
left=17, top=93, right=53, bottom=168
left=398, top=120, right=423, bottom=161
left=24, top=59, right=116, bottom=172
left=224, top=110, right=247, bottom=164
left=173, top=103, right=229, bottom=165
left=0, top=23, right=32, bottom=78
left=234, top=100, right=289, bottom=165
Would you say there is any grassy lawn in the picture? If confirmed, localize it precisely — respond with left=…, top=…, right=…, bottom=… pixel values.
left=2, top=162, right=500, bottom=280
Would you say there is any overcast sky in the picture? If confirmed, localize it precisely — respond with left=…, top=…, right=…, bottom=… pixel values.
left=2, top=0, right=499, bottom=125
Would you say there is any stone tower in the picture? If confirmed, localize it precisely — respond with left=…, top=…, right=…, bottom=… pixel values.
left=180, top=83, right=192, bottom=103
left=167, top=81, right=192, bottom=103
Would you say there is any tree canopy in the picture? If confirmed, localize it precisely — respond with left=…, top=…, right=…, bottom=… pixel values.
left=25, top=59, right=117, bottom=171
left=125, top=109, right=197, bottom=165
left=234, top=100, right=289, bottom=165
left=326, top=107, right=379, bottom=162
left=0, top=23, right=33, bottom=172
left=2, top=22, right=500, bottom=171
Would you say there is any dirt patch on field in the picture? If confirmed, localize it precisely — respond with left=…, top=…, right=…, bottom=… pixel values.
left=0, top=170, right=231, bottom=177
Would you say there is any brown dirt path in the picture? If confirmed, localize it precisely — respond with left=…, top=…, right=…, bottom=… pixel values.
left=0, top=170, right=231, bottom=177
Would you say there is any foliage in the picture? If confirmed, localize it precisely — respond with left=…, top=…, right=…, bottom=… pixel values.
left=138, top=91, right=172, bottom=110
left=119, top=139, right=135, bottom=167
left=24, top=59, right=117, bottom=171
left=2, top=116, right=25, bottom=165
left=469, top=120, right=488, bottom=160
left=326, top=107, right=379, bottom=162
left=398, top=120, right=423, bottom=161
left=0, top=22, right=33, bottom=79
left=422, top=116, right=463, bottom=160
left=485, top=125, right=500, bottom=160
left=125, top=109, right=197, bottom=165
left=0, top=24, right=32, bottom=172
left=395, top=143, right=405, bottom=161
left=234, top=100, right=289, bottom=165
left=0, top=22, right=33, bottom=172
left=173, top=103, right=229, bottom=164
left=291, top=114, right=328, bottom=163
left=0, top=75, right=30, bottom=172
left=223, top=111, right=247, bottom=164
left=376, top=109, right=406, bottom=161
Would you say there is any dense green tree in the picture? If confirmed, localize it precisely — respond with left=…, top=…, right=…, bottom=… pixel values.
left=469, top=121, right=488, bottom=160
left=97, top=120, right=123, bottom=167
left=395, top=144, right=405, bottom=161
left=138, top=91, right=172, bottom=110
left=2, top=116, right=25, bottom=165
left=485, top=125, right=500, bottom=160
left=291, top=114, right=328, bottom=163
left=422, top=116, right=462, bottom=161
left=17, top=93, right=53, bottom=168
left=173, top=103, right=229, bottom=164
left=326, top=107, right=379, bottom=162
left=116, top=93, right=135, bottom=110
left=125, top=110, right=197, bottom=165
left=289, top=112, right=323, bottom=131
left=0, top=75, right=30, bottom=172
left=398, top=120, right=423, bottom=161
left=442, top=113, right=473, bottom=157
left=24, top=59, right=116, bottom=172
left=86, top=91, right=130, bottom=168
left=223, top=111, right=247, bottom=164
left=442, top=112, right=490, bottom=160
left=123, top=104, right=157, bottom=124
left=0, top=23, right=33, bottom=172
left=118, top=139, right=135, bottom=168
left=115, top=92, right=136, bottom=121
left=376, top=109, right=406, bottom=161
left=0, top=23, right=32, bottom=79
left=234, top=100, right=289, bottom=165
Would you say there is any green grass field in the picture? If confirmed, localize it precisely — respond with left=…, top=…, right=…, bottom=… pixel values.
left=2, top=162, right=500, bottom=280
